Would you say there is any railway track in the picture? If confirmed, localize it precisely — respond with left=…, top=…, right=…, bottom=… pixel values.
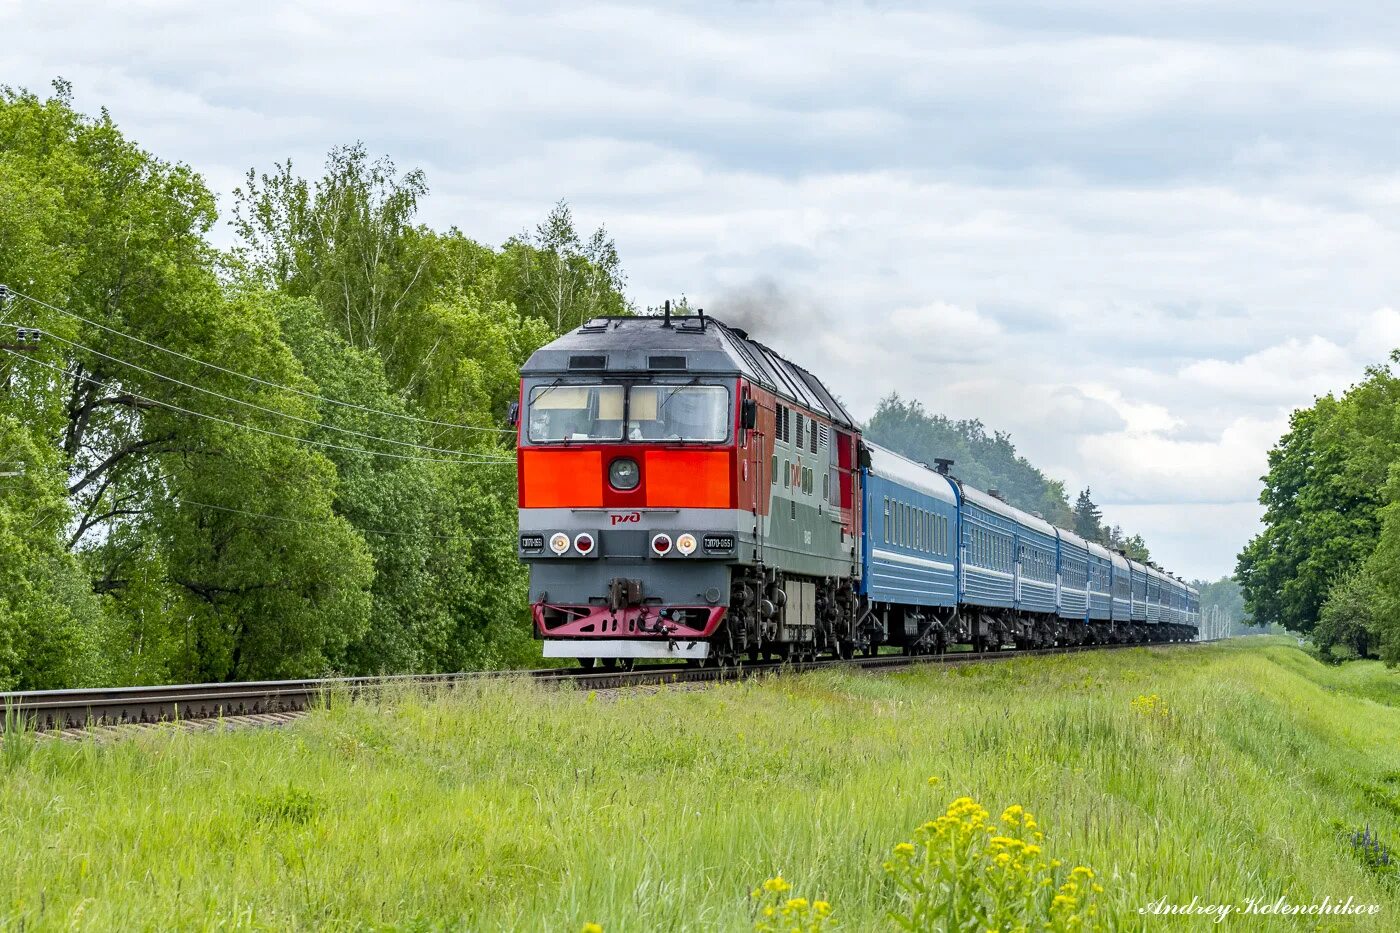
left=1, top=640, right=1212, bottom=735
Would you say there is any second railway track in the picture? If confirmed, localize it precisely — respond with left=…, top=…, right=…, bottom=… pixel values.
left=2, top=640, right=1212, bottom=735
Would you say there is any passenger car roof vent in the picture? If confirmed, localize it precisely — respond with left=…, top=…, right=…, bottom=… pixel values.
left=568, top=354, right=607, bottom=370
left=579, top=318, right=610, bottom=332
left=648, top=354, right=687, bottom=371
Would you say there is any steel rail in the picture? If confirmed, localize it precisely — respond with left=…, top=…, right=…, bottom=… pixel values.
left=0, top=640, right=1214, bottom=733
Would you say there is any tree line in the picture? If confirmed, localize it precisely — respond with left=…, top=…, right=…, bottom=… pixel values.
left=0, top=81, right=626, bottom=689
left=1237, top=352, right=1400, bottom=662
left=865, top=394, right=1152, bottom=560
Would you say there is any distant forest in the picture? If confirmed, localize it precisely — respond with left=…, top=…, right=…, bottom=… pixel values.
left=864, top=394, right=1151, bottom=559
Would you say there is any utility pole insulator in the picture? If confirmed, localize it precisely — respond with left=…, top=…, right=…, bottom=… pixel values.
left=1, top=326, right=40, bottom=353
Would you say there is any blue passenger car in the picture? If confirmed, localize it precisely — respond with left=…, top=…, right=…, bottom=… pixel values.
left=1128, top=559, right=1148, bottom=622
left=1086, top=541, right=1114, bottom=622
left=1109, top=551, right=1131, bottom=623
left=1012, top=511, right=1059, bottom=616
left=860, top=444, right=959, bottom=609
left=1055, top=528, right=1091, bottom=622
left=958, top=486, right=1021, bottom=609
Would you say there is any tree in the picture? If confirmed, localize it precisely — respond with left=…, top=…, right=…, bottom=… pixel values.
left=1237, top=364, right=1400, bottom=634
left=1072, top=488, right=1104, bottom=543
left=1121, top=534, right=1151, bottom=562
left=1314, top=566, right=1381, bottom=660
left=499, top=200, right=629, bottom=332
left=232, top=144, right=435, bottom=374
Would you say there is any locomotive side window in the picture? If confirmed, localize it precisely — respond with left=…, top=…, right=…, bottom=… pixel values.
left=628, top=385, right=729, bottom=441
left=527, top=385, right=625, bottom=442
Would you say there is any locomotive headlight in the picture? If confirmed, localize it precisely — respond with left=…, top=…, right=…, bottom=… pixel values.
left=608, top=457, right=640, bottom=490
left=573, top=532, right=595, bottom=555
left=676, top=533, right=697, bottom=556
left=549, top=532, right=570, bottom=555
left=651, top=533, right=672, bottom=555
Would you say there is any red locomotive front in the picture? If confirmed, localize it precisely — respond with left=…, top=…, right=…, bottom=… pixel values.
left=516, top=312, right=863, bottom=667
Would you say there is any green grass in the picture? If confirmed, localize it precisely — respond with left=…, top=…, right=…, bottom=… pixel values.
left=2, top=638, right=1399, bottom=930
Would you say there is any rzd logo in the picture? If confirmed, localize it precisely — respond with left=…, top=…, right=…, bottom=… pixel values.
left=610, top=511, right=641, bottom=526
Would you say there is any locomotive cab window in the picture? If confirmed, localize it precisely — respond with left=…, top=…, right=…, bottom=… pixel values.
left=628, top=385, right=729, bottom=441
left=527, top=385, right=625, bottom=442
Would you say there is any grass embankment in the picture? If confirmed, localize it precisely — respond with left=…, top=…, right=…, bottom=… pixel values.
left=3, top=639, right=1400, bottom=930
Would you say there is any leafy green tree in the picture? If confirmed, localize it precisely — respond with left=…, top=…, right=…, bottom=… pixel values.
left=232, top=144, right=436, bottom=374
left=1314, top=566, right=1381, bottom=660
left=1121, top=533, right=1150, bottom=562
left=1237, top=364, right=1400, bottom=634
left=499, top=199, right=628, bottom=332
left=0, top=83, right=380, bottom=684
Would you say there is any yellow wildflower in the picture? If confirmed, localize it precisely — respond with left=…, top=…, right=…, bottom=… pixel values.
left=927, top=775, right=942, bottom=786
left=893, top=842, right=916, bottom=857
left=762, top=876, right=791, bottom=894
left=785, top=898, right=809, bottom=911
left=581, top=925, right=603, bottom=933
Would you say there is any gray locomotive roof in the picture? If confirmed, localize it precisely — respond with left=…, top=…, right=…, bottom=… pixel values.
left=520, top=315, right=857, bottom=428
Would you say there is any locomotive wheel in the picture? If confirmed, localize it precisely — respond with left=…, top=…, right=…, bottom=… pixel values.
left=577, top=657, right=596, bottom=670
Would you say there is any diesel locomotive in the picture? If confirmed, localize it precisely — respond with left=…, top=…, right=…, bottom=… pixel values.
left=514, top=310, right=1198, bottom=667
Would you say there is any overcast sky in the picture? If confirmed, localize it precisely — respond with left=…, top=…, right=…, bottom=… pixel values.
left=6, top=0, right=1400, bottom=580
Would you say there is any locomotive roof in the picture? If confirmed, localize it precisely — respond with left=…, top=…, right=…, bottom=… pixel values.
left=520, top=315, right=858, bottom=428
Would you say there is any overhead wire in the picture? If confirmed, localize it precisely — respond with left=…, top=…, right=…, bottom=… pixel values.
left=5, top=287, right=516, bottom=434
left=14, top=321, right=492, bottom=457
left=172, top=497, right=519, bottom=543
left=2, top=349, right=514, bottom=466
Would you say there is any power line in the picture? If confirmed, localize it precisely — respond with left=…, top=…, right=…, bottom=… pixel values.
left=17, top=321, right=489, bottom=458
left=6, top=287, right=515, bottom=435
left=2, top=349, right=514, bottom=467
left=173, top=497, right=518, bottom=543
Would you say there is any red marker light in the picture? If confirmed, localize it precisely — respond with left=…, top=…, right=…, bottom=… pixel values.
left=651, top=533, right=672, bottom=555
left=573, top=533, right=595, bottom=555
